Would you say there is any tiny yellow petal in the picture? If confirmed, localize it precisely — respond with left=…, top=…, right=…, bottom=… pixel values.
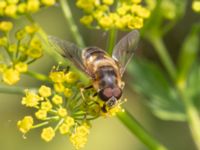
left=17, top=116, right=33, bottom=134
left=57, top=107, right=67, bottom=117
left=41, top=127, right=55, bottom=142
left=35, top=109, right=47, bottom=120
left=59, top=123, right=70, bottom=134
left=2, top=68, right=20, bottom=85
left=41, top=101, right=52, bottom=111
left=39, top=85, right=52, bottom=97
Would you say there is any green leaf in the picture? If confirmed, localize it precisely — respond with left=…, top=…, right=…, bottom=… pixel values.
left=187, top=63, right=200, bottom=111
left=128, top=59, right=186, bottom=121
left=177, top=23, right=200, bottom=81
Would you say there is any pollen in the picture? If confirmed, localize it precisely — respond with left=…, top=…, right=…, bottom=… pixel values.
left=41, top=127, right=55, bottom=142
left=17, top=116, right=34, bottom=134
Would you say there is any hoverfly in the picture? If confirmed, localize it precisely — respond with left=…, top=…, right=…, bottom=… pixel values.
left=49, top=30, right=139, bottom=110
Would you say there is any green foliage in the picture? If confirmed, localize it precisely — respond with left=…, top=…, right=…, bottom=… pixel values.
left=128, top=59, right=186, bottom=121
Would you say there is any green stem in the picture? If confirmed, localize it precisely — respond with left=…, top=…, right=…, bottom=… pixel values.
left=32, top=121, right=49, bottom=129
left=149, top=36, right=177, bottom=81
left=59, top=0, right=85, bottom=47
left=0, top=85, right=25, bottom=95
left=107, top=29, right=117, bottom=55
left=178, top=87, right=200, bottom=150
left=25, top=71, right=51, bottom=82
left=117, top=110, right=168, bottom=150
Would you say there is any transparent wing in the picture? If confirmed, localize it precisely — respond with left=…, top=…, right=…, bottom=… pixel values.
left=48, top=36, right=87, bottom=74
left=112, top=30, right=140, bottom=76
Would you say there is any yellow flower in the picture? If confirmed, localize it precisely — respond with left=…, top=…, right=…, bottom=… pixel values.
left=27, top=0, right=40, bottom=13
left=98, top=15, right=113, bottom=29
left=192, top=1, right=200, bottom=12
left=0, top=21, right=13, bottom=32
left=39, top=85, right=52, bottom=97
left=76, top=0, right=95, bottom=13
left=131, top=0, right=142, bottom=4
left=80, top=15, right=93, bottom=26
left=8, top=44, right=17, bottom=52
left=25, top=24, right=39, bottom=34
left=26, top=47, right=43, bottom=59
left=70, top=134, right=88, bottom=149
left=2, top=68, right=20, bottom=85
left=41, top=127, right=55, bottom=142
left=64, top=88, right=73, bottom=98
left=70, top=124, right=90, bottom=149
left=59, top=123, right=70, bottom=134
left=30, top=37, right=42, bottom=49
left=57, top=107, right=67, bottom=117
left=4, top=4, right=17, bottom=17
left=15, top=29, right=26, bottom=40
left=0, top=37, right=8, bottom=47
left=128, top=17, right=143, bottom=29
left=52, top=94, right=63, bottom=105
left=0, top=1, right=6, bottom=9
left=50, top=71, right=65, bottom=83
left=22, top=90, right=41, bottom=107
left=76, top=124, right=90, bottom=136
left=35, top=109, right=47, bottom=120
left=65, top=71, right=79, bottom=84
left=102, top=0, right=114, bottom=5
left=41, top=0, right=56, bottom=6
left=7, top=0, right=19, bottom=4
left=65, top=116, right=75, bottom=127
left=117, top=4, right=130, bottom=16
left=17, top=3, right=27, bottom=14
left=107, top=105, right=124, bottom=116
left=15, top=62, right=28, bottom=73
left=17, top=116, right=33, bottom=134
left=41, top=101, right=52, bottom=111
left=54, top=83, right=65, bottom=93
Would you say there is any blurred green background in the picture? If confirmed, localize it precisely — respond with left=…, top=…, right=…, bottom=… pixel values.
left=0, top=1, right=200, bottom=150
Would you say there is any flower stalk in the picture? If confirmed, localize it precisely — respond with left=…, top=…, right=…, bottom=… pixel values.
left=117, top=111, right=168, bottom=150
left=59, top=0, right=85, bottom=47
left=148, top=36, right=177, bottom=81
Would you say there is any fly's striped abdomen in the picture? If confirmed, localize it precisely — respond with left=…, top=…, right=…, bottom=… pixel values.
left=82, top=47, right=121, bottom=90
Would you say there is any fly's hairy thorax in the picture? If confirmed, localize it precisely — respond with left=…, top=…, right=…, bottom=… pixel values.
left=82, top=47, right=122, bottom=90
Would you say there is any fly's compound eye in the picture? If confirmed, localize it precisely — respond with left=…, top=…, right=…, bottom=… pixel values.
left=113, top=87, right=122, bottom=99
left=98, top=88, right=112, bottom=101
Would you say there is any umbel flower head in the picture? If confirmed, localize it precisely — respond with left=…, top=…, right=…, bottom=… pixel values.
left=0, top=0, right=56, bottom=18
left=0, top=21, right=44, bottom=85
left=76, top=0, right=151, bottom=30
left=17, top=66, right=125, bottom=149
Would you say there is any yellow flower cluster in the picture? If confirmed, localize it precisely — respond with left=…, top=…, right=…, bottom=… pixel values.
left=70, top=123, right=90, bottom=149
left=192, top=0, right=200, bottom=13
left=0, top=0, right=56, bottom=18
left=76, top=0, right=150, bottom=30
left=17, top=67, right=125, bottom=149
left=0, top=21, right=43, bottom=85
